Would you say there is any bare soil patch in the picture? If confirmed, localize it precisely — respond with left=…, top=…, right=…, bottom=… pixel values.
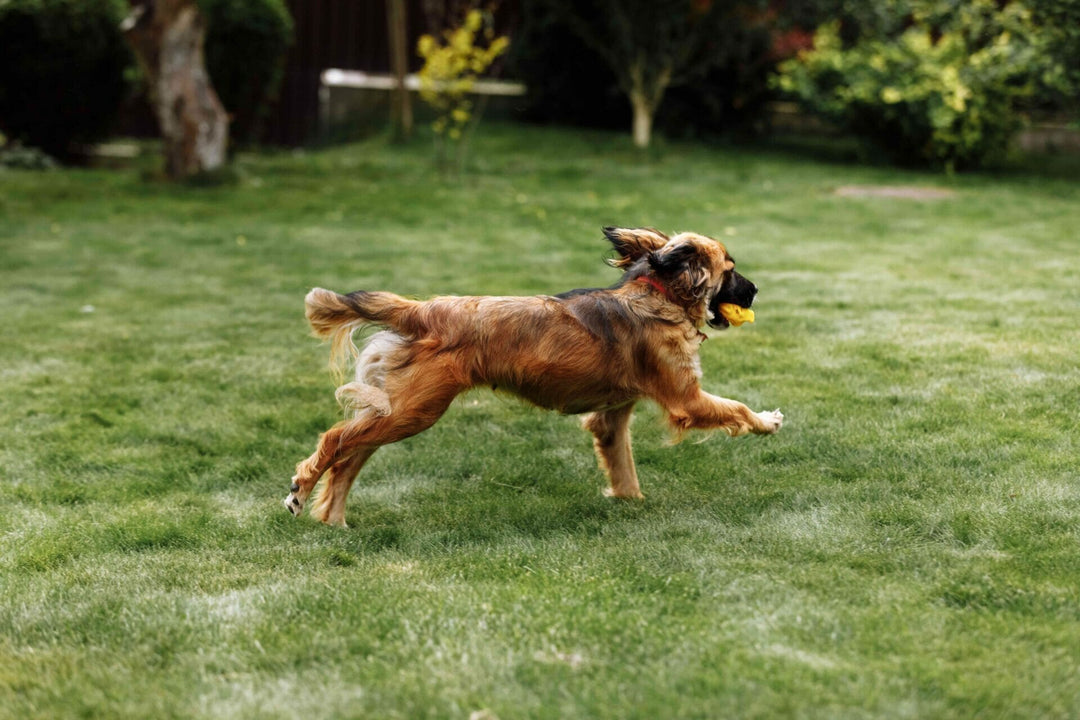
left=835, top=185, right=957, bottom=200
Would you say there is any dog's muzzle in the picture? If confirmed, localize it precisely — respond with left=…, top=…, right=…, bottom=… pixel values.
left=707, top=271, right=758, bottom=329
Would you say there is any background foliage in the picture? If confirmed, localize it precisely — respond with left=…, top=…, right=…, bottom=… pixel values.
left=0, top=0, right=131, bottom=159
left=509, top=0, right=775, bottom=139
left=1027, top=0, right=1080, bottom=113
left=201, top=0, right=294, bottom=147
left=0, top=0, right=293, bottom=160
left=777, top=0, right=1075, bottom=168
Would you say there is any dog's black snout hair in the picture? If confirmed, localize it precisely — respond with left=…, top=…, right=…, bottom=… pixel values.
left=729, top=271, right=757, bottom=307
left=741, top=277, right=758, bottom=307
left=707, top=270, right=758, bottom=328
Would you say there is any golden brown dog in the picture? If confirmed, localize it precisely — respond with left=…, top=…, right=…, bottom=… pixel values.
left=285, top=227, right=783, bottom=526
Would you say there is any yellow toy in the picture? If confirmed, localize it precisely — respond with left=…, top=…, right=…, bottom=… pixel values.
left=718, top=303, right=755, bottom=327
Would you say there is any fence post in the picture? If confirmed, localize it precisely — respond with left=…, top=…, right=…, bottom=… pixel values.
left=386, top=0, right=413, bottom=140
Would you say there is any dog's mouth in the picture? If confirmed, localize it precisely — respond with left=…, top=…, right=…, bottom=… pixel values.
left=707, top=271, right=757, bottom=330
left=707, top=309, right=731, bottom=329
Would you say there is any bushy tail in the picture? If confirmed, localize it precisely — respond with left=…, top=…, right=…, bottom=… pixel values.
left=304, top=288, right=414, bottom=379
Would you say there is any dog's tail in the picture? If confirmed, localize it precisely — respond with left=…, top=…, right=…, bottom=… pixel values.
left=305, top=288, right=416, bottom=378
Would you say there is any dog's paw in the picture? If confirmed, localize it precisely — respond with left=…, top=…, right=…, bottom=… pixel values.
left=755, top=408, right=784, bottom=434
left=283, top=492, right=303, bottom=516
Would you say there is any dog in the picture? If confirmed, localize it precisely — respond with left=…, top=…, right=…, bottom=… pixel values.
left=285, top=227, right=783, bottom=526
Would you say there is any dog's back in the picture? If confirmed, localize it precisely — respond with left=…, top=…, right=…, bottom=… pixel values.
left=306, top=288, right=652, bottom=413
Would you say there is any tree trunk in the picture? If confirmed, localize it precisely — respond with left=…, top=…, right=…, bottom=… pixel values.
left=386, top=0, right=413, bottom=140
left=626, top=62, right=670, bottom=149
left=630, top=91, right=654, bottom=149
left=122, top=0, right=228, bottom=179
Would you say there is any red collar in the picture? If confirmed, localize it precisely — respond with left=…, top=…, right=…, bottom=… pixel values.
left=636, top=274, right=673, bottom=302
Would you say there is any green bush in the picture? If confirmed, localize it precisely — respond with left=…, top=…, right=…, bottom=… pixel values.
left=200, top=0, right=293, bottom=146
left=1029, top=0, right=1080, bottom=112
left=777, top=0, right=1050, bottom=169
left=0, top=143, right=59, bottom=171
left=0, top=0, right=131, bottom=159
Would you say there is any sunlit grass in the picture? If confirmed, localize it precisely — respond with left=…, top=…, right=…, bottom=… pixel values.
left=1, top=124, right=1079, bottom=718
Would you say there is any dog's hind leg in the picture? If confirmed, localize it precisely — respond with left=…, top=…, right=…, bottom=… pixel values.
left=284, top=428, right=346, bottom=517
left=583, top=403, right=643, bottom=499
left=286, top=355, right=466, bottom=523
left=285, top=412, right=382, bottom=519
left=309, top=447, right=377, bottom=527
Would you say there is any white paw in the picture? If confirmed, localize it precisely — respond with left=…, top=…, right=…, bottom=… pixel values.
left=284, top=492, right=303, bottom=516
left=756, top=408, right=784, bottom=434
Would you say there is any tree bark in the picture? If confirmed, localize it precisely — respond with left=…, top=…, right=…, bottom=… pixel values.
left=386, top=0, right=413, bottom=140
left=122, top=0, right=228, bottom=179
left=627, top=63, right=670, bottom=149
left=630, top=91, right=654, bottom=149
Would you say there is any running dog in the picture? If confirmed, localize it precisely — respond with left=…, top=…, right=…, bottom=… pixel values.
left=285, top=227, right=783, bottom=526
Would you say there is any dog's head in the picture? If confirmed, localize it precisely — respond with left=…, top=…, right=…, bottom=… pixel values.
left=603, top=226, right=757, bottom=329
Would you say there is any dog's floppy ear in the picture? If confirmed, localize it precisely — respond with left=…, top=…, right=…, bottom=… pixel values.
left=603, top=227, right=670, bottom=269
left=647, top=242, right=710, bottom=305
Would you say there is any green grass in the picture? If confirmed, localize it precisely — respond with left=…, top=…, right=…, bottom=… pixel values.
left=2, top=124, right=1079, bottom=719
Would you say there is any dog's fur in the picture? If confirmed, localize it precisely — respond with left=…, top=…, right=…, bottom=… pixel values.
left=285, top=227, right=783, bottom=526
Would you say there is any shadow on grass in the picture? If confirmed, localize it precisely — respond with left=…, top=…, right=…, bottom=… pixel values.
left=340, top=479, right=626, bottom=552
left=276, top=447, right=801, bottom=562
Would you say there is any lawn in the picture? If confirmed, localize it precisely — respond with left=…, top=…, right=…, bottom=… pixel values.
left=1, top=124, right=1079, bottom=719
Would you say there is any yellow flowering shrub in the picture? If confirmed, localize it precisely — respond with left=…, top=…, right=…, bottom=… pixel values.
left=416, top=9, right=509, bottom=163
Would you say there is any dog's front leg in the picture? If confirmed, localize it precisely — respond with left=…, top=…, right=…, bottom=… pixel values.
left=668, top=391, right=783, bottom=437
left=582, top=403, right=643, bottom=499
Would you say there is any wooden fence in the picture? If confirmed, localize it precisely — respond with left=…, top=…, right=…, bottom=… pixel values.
left=266, top=1, right=395, bottom=145
left=266, top=0, right=517, bottom=146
